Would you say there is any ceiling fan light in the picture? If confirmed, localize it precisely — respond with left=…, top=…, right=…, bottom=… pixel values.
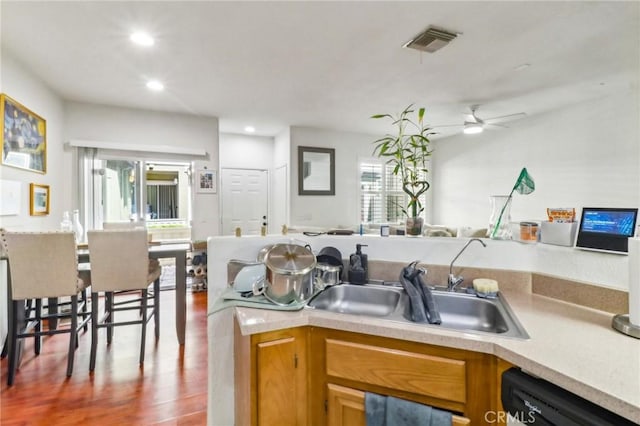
left=464, top=123, right=483, bottom=134
left=130, top=31, right=154, bottom=47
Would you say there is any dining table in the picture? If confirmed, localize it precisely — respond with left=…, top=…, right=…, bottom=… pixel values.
left=1, top=241, right=191, bottom=358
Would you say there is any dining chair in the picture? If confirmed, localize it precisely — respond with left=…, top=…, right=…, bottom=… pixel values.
left=86, top=229, right=161, bottom=371
left=4, top=231, right=90, bottom=386
left=102, top=221, right=144, bottom=230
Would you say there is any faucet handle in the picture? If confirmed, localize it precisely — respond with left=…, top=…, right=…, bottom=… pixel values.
left=448, top=274, right=464, bottom=291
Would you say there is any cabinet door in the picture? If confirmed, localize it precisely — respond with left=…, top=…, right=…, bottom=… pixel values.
left=327, top=384, right=470, bottom=426
left=257, top=337, right=298, bottom=426
left=327, top=384, right=366, bottom=426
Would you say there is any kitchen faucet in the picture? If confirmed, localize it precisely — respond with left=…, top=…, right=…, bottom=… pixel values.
left=448, top=238, right=487, bottom=291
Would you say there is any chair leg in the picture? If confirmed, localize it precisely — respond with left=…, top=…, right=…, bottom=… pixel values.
left=34, top=298, right=42, bottom=355
left=7, top=300, right=21, bottom=386
left=89, top=292, right=99, bottom=372
left=139, top=289, right=148, bottom=365
left=81, top=288, right=89, bottom=333
left=154, top=279, right=160, bottom=340
left=1, top=338, right=7, bottom=359
left=47, top=297, right=59, bottom=331
left=66, top=296, right=78, bottom=377
left=106, top=292, right=113, bottom=345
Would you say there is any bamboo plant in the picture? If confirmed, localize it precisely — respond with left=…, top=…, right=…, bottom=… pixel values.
left=371, top=105, right=435, bottom=221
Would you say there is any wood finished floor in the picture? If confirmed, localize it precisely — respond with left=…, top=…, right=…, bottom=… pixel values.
left=0, top=290, right=208, bottom=425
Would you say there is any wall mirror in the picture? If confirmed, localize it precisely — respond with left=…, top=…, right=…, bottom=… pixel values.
left=298, top=146, right=335, bottom=195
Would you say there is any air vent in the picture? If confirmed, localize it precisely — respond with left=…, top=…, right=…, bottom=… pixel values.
left=403, top=27, right=458, bottom=53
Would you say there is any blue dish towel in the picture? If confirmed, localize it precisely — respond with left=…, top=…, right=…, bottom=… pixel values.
left=365, top=392, right=452, bottom=426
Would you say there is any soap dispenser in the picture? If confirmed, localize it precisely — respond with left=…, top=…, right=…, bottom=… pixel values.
left=348, top=244, right=368, bottom=284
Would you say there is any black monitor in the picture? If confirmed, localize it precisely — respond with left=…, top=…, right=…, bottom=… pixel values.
left=575, top=207, right=638, bottom=254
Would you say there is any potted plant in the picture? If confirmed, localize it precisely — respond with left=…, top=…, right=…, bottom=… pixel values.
left=372, top=105, right=434, bottom=236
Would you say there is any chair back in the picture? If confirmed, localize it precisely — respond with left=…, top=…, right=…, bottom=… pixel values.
left=103, top=221, right=141, bottom=230
left=5, top=231, right=80, bottom=300
left=87, top=229, right=150, bottom=292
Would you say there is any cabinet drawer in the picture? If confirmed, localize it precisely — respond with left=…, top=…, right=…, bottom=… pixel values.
left=326, top=339, right=466, bottom=404
left=328, top=384, right=471, bottom=426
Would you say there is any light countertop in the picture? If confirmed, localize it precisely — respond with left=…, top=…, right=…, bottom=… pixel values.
left=230, top=288, right=640, bottom=423
left=206, top=235, right=638, bottom=425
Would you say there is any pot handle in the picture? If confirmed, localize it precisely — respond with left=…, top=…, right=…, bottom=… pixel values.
left=252, top=276, right=266, bottom=296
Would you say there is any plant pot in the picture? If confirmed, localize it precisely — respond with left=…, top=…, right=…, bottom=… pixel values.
left=405, top=217, right=424, bottom=237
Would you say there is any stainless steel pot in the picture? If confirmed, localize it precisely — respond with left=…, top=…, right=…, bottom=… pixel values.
left=262, top=243, right=316, bottom=305
left=314, top=263, right=342, bottom=291
left=256, top=244, right=274, bottom=262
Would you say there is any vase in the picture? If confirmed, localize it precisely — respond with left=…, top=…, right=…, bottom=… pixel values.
left=405, top=217, right=424, bottom=237
left=60, top=211, right=73, bottom=232
left=488, top=195, right=512, bottom=240
left=72, top=209, right=84, bottom=244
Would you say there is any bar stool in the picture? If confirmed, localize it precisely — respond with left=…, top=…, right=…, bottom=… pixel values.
left=86, top=229, right=161, bottom=371
left=4, top=231, right=90, bottom=386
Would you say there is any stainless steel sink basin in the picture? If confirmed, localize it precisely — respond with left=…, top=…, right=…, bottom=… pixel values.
left=307, top=283, right=401, bottom=317
left=307, top=283, right=529, bottom=339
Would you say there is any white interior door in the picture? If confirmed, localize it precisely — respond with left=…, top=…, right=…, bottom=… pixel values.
left=221, top=168, right=268, bottom=236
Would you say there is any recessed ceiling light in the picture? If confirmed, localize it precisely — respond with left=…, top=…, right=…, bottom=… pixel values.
left=244, top=126, right=256, bottom=133
left=146, top=80, right=164, bottom=91
left=130, top=31, right=154, bottom=47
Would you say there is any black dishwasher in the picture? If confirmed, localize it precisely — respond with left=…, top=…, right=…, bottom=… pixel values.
left=501, top=367, right=638, bottom=426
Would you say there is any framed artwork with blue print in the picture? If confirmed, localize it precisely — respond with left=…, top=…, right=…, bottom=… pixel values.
left=1, top=93, right=47, bottom=174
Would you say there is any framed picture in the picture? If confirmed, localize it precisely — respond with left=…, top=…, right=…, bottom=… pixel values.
left=30, top=183, right=50, bottom=216
left=196, top=169, right=217, bottom=193
left=1, top=94, right=47, bottom=174
left=298, top=146, right=335, bottom=195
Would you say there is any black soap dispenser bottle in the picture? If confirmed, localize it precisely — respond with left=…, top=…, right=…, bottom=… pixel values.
left=348, top=244, right=368, bottom=284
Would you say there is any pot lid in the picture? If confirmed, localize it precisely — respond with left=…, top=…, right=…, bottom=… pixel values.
left=265, top=243, right=316, bottom=274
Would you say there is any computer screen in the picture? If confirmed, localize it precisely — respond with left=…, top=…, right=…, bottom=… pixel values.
left=575, top=207, right=638, bottom=254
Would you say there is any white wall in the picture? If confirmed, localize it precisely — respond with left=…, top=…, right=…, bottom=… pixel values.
left=219, top=133, right=274, bottom=170
left=272, top=127, right=291, bottom=231
left=432, top=90, right=640, bottom=228
left=0, top=52, right=69, bottom=350
left=0, top=53, right=68, bottom=230
left=64, top=102, right=220, bottom=239
left=289, top=126, right=377, bottom=228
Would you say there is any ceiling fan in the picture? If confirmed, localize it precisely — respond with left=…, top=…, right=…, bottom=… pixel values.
left=435, top=105, right=526, bottom=135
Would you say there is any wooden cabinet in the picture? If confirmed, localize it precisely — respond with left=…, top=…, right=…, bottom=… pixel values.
left=309, top=328, right=500, bottom=425
left=237, top=324, right=511, bottom=425
left=325, top=339, right=466, bottom=405
left=327, top=383, right=470, bottom=426
left=235, top=324, right=308, bottom=426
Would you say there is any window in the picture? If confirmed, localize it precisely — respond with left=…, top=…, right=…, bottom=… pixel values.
left=77, top=147, right=193, bottom=240
left=359, top=160, right=426, bottom=225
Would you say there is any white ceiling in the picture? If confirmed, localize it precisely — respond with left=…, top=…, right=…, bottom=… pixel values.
left=1, top=1, right=638, bottom=138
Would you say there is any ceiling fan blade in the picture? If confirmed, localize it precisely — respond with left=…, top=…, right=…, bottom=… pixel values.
left=485, top=122, right=508, bottom=129
left=484, top=112, right=526, bottom=123
left=432, top=123, right=463, bottom=128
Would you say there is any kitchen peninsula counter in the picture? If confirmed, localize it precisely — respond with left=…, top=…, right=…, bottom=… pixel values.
left=207, top=235, right=639, bottom=425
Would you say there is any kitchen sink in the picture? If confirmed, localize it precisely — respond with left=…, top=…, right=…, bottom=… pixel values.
left=306, top=283, right=401, bottom=317
left=307, top=283, right=529, bottom=339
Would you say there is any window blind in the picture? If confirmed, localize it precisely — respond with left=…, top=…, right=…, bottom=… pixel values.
left=359, top=161, right=426, bottom=225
